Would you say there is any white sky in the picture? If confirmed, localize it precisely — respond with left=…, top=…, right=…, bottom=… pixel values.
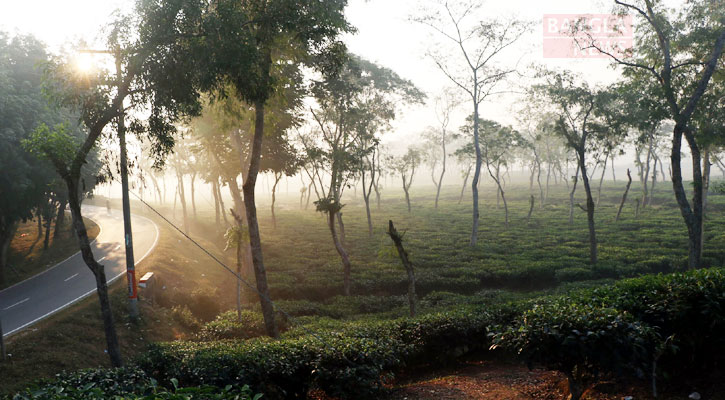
left=1, top=0, right=691, bottom=180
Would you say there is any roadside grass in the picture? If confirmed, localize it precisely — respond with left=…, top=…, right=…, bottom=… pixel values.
left=2, top=213, right=99, bottom=290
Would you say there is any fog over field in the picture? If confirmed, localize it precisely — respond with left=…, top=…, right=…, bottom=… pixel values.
left=1, top=0, right=724, bottom=399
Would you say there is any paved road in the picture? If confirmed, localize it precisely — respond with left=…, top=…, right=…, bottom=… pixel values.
left=0, top=205, right=159, bottom=337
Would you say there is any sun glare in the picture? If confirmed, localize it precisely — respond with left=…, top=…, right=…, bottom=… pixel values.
left=74, top=53, right=95, bottom=74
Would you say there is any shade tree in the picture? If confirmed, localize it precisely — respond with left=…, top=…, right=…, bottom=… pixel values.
left=387, top=147, right=423, bottom=214
left=583, top=0, right=725, bottom=269
left=412, top=0, right=530, bottom=246
left=531, top=71, right=613, bottom=265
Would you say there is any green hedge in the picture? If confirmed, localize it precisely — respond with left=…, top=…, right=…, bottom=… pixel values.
left=138, top=309, right=502, bottom=399
left=15, top=268, right=725, bottom=399
left=7, top=367, right=260, bottom=400
left=491, top=268, right=725, bottom=398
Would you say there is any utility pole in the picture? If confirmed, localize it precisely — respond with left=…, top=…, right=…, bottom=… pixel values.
left=115, top=48, right=139, bottom=319
left=80, top=48, right=138, bottom=319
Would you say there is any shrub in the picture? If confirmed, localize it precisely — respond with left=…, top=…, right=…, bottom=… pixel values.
left=8, top=367, right=261, bottom=400
left=171, top=306, right=201, bottom=332
left=138, top=309, right=498, bottom=399
left=491, top=302, right=655, bottom=400
left=197, top=310, right=268, bottom=341
left=187, top=289, right=222, bottom=322
left=573, top=268, right=725, bottom=373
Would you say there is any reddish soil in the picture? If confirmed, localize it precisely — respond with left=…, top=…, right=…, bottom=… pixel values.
left=380, top=360, right=667, bottom=400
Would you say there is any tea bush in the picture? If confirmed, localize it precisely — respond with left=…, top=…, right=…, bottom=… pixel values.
left=7, top=367, right=261, bottom=400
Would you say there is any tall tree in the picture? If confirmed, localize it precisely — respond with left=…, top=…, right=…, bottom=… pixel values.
left=586, top=0, right=725, bottom=269
left=461, top=117, right=524, bottom=228
left=532, top=71, right=606, bottom=265
left=301, top=55, right=422, bottom=295
left=0, top=33, right=64, bottom=286
left=413, top=0, right=529, bottom=245
left=388, top=147, right=422, bottom=214
left=25, top=10, right=198, bottom=364
left=425, top=89, right=459, bottom=209
left=139, top=0, right=351, bottom=335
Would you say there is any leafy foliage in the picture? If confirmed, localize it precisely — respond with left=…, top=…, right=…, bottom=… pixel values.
left=7, top=367, right=261, bottom=400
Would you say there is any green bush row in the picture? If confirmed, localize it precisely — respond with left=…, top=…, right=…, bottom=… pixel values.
left=490, top=268, right=725, bottom=399
left=137, top=308, right=508, bottom=399
left=17, top=268, right=725, bottom=399
left=7, top=367, right=260, bottom=400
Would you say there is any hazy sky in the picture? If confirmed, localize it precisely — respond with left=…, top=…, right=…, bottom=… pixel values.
left=0, top=0, right=657, bottom=152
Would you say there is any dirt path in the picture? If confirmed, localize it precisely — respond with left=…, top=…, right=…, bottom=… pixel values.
left=384, top=361, right=568, bottom=400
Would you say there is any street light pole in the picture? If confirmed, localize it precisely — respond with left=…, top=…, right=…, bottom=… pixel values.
left=80, top=48, right=138, bottom=319
left=115, top=48, right=139, bottom=319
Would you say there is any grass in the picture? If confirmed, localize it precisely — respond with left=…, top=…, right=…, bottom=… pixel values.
left=2, top=213, right=99, bottom=289
left=3, top=178, right=725, bottom=395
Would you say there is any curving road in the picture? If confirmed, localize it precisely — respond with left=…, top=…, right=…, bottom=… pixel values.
left=0, top=205, right=159, bottom=337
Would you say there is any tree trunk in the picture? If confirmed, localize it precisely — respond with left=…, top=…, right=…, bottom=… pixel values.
left=337, top=212, right=346, bottom=246
left=402, top=173, right=412, bottom=213
left=616, top=169, right=633, bottom=222
left=642, top=136, right=653, bottom=208
left=306, top=182, right=313, bottom=210
left=271, top=172, right=281, bottom=229
left=651, top=156, right=658, bottom=206
left=237, top=240, right=243, bottom=322
left=578, top=153, right=598, bottom=265
left=566, top=372, right=585, bottom=400
left=537, top=161, right=544, bottom=208
left=149, top=173, right=163, bottom=205
left=459, top=164, right=471, bottom=204
left=671, top=125, right=703, bottom=270
left=435, top=140, right=446, bottom=209
left=43, top=209, right=52, bottom=251
left=569, top=165, right=580, bottom=225
left=190, top=173, right=197, bottom=219
left=596, top=153, right=607, bottom=207
left=545, top=163, right=552, bottom=204
left=701, top=147, right=711, bottom=258
left=470, top=98, right=482, bottom=246
left=362, top=165, right=374, bottom=237
left=529, top=162, right=535, bottom=190
left=611, top=154, right=616, bottom=182
left=635, top=198, right=640, bottom=218
left=36, top=210, right=42, bottom=238
left=176, top=172, right=188, bottom=233
left=216, top=180, right=229, bottom=225
left=212, top=179, right=221, bottom=225
left=329, top=211, right=352, bottom=296
left=387, top=220, right=416, bottom=317
left=487, top=165, right=508, bottom=228
left=66, top=177, right=122, bottom=367
left=230, top=210, right=246, bottom=323
left=162, top=175, right=167, bottom=204
left=54, top=199, right=67, bottom=238
left=527, top=194, right=535, bottom=223
left=0, top=222, right=18, bottom=287
left=374, top=155, right=383, bottom=211
left=242, top=97, right=278, bottom=338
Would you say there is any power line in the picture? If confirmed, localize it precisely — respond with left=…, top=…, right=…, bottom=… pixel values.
left=124, top=186, right=350, bottom=358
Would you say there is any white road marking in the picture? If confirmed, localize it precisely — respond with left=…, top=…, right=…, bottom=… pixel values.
left=114, top=245, right=121, bottom=250
left=98, top=256, right=106, bottom=262
left=4, top=298, right=29, bottom=310
left=3, top=205, right=161, bottom=338
left=64, top=273, right=79, bottom=282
